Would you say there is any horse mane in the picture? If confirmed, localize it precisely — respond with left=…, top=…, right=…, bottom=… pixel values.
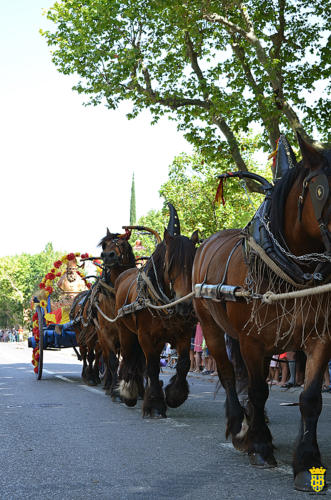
left=143, top=241, right=166, bottom=291
left=269, top=164, right=307, bottom=243
left=143, top=235, right=196, bottom=293
left=97, top=233, right=121, bottom=247
left=167, top=235, right=196, bottom=276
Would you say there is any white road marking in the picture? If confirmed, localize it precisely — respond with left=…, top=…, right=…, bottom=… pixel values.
left=56, top=375, right=75, bottom=383
left=78, top=384, right=105, bottom=395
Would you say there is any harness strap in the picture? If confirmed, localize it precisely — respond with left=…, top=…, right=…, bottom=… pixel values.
left=139, top=271, right=171, bottom=305
left=99, top=280, right=115, bottom=294
left=246, top=236, right=307, bottom=289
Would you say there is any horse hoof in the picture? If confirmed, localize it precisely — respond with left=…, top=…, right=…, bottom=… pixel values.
left=87, top=380, right=97, bottom=387
left=294, top=471, right=325, bottom=492
left=249, top=452, right=277, bottom=468
left=143, top=409, right=167, bottom=419
left=123, top=398, right=137, bottom=407
left=232, top=437, right=248, bottom=453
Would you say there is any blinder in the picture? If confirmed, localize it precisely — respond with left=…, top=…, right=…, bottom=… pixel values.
left=298, top=168, right=331, bottom=252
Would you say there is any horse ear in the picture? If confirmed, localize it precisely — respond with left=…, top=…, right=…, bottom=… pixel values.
left=106, top=227, right=111, bottom=237
left=164, top=228, right=173, bottom=244
left=297, top=133, right=324, bottom=169
left=190, top=230, right=199, bottom=245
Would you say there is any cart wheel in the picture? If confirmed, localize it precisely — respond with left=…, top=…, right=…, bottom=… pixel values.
left=36, top=306, right=44, bottom=380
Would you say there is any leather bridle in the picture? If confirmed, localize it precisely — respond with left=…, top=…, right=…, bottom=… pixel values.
left=298, top=167, right=331, bottom=252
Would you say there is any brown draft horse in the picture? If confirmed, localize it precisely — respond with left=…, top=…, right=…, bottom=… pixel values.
left=115, top=208, right=199, bottom=417
left=192, top=136, right=331, bottom=491
left=70, top=284, right=101, bottom=386
left=94, top=229, right=136, bottom=400
left=70, top=229, right=135, bottom=388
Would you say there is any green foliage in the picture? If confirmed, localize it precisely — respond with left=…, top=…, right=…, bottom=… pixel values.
left=0, top=244, right=62, bottom=328
left=133, top=135, right=269, bottom=244
left=159, top=136, right=269, bottom=238
left=133, top=210, right=168, bottom=255
left=41, top=0, right=330, bottom=173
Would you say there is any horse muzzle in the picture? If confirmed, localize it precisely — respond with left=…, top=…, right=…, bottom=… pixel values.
left=101, top=250, right=120, bottom=267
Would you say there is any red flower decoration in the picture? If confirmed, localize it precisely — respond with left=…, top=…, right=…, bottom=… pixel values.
left=87, top=283, right=92, bottom=289
left=33, top=327, right=39, bottom=335
left=46, top=286, right=53, bottom=294
left=67, top=253, right=75, bottom=261
left=34, top=366, right=38, bottom=374
left=56, top=272, right=61, bottom=277
left=39, top=283, right=46, bottom=289
left=32, top=312, right=38, bottom=321
left=81, top=253, right=89, bottom=259
left=54, top=260, right=62, bottom=268
left=46, top=272, right=56, bottom=281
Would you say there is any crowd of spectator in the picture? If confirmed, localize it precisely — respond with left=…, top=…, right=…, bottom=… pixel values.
left=163, top=323, right=331, bottom=393
left=0, top=328, right=24, bottom=342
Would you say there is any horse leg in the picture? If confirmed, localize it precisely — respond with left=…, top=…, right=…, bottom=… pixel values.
left=118, top=326, right=145, bottom=407
left=86, top=344, right=97, bottom=386
left=197, top=313, right=246, bottom=448
left=165, top=336, right=190, bottom=408
left=225, top=334, right=249, bottom=407
left=293, top=341, right=331, bottom=492
left=79, top=345, right=88, bottom=380
left=108, top=351, right=120, bottom=402
left=92, top=342, right=102, bottom=385
left=240, top=337, right=276, bottom=468
left=139, top=334, right=166, bottom=418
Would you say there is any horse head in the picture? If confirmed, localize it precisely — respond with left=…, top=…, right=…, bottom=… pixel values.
left=281, top=136, right=331, bottom=256
left=98, top=228, right=136, bottom=270
left=296, top=136, right=331, bottom=249
left=163, top=228, right=199, bottom=316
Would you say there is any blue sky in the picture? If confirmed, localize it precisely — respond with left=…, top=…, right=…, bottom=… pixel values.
left=0, top=0, right=193, bottom=257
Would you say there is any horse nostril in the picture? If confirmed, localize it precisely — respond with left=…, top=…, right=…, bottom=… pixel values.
left=109, top=251, right=116, bottom=259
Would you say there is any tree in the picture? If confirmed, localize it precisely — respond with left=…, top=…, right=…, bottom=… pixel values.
left=133, top=209, right=168, bottom=255
left=133, top=133, right=268, bottom=244
left=0, top=244, right=62, bottom=328
left=41, top=0, right=329, bottom=184
left=130, top=172, right=136, bottom=225
left=158, top=139, right=268, bottom=239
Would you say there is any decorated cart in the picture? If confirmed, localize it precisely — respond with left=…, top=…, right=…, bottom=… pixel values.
left=28, top=252, right=94, bottom=379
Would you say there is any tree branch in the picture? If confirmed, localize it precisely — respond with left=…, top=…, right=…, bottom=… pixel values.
left=184, top=31, right=209, bottom=100
left=204, top=2, right=314, bottom=142
left=231, top=37, right=280, bottom=148
left=212, top=115, right=263, bottom=193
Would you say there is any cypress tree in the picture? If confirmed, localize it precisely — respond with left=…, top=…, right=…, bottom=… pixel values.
left=130, top=173, right=136, bottom=225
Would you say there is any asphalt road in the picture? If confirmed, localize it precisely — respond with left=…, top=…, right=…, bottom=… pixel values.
left=1, top=342, right=331, bottom=500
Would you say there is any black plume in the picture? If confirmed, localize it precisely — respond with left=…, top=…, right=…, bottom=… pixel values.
left=167, top=203, right=180, bottom=236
